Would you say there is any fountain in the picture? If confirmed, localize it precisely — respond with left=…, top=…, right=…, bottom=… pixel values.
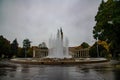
left=48, top=28, right=71, bottom=58
left=10, top=28, right=109, bottom=65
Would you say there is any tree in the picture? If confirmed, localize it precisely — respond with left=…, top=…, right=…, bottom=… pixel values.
left=81, top=42, right=89, bottom=48
left=27, top=48, right=33, bottom=57
left=89, top=42, right=108, bottom=58
left=10, top=39, right=18, bottom=58
left=0, top=35, right=11, bottom=58
left=23, top=39, right=31, bottom=58
left=38, top=42, right=48, bottom=49
left=93, top=0, right=120, bottom=59
left=89, top=43, right=98, bottom=57
left=17, top=47, right=24, bottom=57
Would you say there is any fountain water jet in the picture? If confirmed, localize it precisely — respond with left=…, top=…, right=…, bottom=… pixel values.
left=48, top=28, right=71, bottom=58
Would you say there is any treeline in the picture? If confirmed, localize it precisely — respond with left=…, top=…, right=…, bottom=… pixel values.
left=0, top=35, right=115, bottom=59
left=0, top=35, right=33, bottom=59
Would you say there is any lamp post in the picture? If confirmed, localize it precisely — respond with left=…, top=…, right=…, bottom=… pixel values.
left=97, top=36, right=99, bottom=57
left=97, top=32, right=101, bottom=58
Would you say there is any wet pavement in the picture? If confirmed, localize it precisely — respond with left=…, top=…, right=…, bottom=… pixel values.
left=0, top=60, right=120, bottom=80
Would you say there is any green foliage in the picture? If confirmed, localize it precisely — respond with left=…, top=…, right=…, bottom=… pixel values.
left=89, top=43, right=97, bottom=57
left=0, top=35, right=11, bottom=58
left=93, top=0, right=120, bottom=58
left=23, top=39, right=31, bottom=57
left=23, top=39, right=31, bottom=50
left=10, top=39, right=18, bottom=58
left=89, top=42, right=108, bottom=58
left=17, top=47, right=24, bottom=57
left=0, top=36, right=33, bottom=58
left=81, top=42, right=89, bottom=48
left=38, top=42, right=48, bottom=49
left=27, top=48, right=33, bottom=57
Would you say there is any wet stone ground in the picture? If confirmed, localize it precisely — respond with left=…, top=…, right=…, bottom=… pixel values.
left=0, top=60, right=120, bottom=80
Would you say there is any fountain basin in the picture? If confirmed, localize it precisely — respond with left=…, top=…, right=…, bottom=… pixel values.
left=10, top=58, right=109, bottom=65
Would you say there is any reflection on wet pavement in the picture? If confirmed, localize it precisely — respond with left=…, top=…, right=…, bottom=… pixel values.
left=0, top=61, right=120, bottom=80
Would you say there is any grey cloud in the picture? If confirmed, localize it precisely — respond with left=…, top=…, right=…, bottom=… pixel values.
left=0, top=0, right=101, bottom=47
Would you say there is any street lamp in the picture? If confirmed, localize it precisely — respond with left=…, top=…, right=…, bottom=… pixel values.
left=97, top=36, right=99, bottom=57
left=96, top=32, right=101, bottom=58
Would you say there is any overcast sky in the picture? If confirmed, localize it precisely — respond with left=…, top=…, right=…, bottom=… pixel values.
left=0, top=0, right=103, bottom=47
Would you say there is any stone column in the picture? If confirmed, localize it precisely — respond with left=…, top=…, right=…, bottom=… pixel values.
left=33, top=48, right=35, bottom=58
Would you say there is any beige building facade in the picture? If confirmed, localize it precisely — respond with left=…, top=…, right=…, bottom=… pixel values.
left=33, top=46, right=89, bottom=58
left=69, top=48, right=89, bottom=58
left=33, top=47, right=48, bottom=58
